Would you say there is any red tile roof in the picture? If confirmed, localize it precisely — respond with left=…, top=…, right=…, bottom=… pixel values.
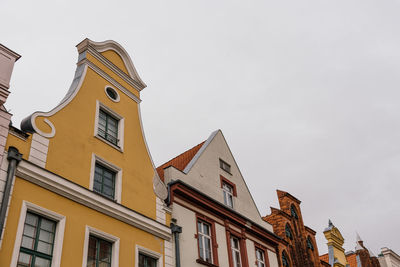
left=156, top=141, right=205, bottom=181
left=319, top=253, right=358, bottom=267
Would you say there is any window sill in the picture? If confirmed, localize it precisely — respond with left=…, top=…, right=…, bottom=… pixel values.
left=92, top=190, right=118, bottom=203
left=95, top=135, right=123, bottom=152
left=196, top=259, right=218, bottom=267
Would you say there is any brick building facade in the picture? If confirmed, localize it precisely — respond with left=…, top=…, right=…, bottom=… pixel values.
left=263, top=190, right=324, bottom=267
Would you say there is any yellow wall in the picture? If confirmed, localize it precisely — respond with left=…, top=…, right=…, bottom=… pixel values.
left=0, top=177, right=164, bottom=267
left=24, top=51, right=156, bottom=218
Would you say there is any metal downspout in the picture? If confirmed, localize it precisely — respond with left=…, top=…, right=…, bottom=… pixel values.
left=0, top=147, right=22, bottom=239
left=170, top=222, right=182, bottom=267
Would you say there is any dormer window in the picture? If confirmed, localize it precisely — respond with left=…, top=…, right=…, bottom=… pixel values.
left=290, top=205, right=298, bottom=219
left=219, top=159, right=231, bottom=174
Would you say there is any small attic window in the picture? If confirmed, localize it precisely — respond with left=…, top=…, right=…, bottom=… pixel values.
left=219, top=159, right=231, bottom=174
left=105, top=86, right=120, bottom=102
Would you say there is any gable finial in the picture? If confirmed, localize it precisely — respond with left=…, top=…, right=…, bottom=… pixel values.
left=328, top=219, right=333, bottom=227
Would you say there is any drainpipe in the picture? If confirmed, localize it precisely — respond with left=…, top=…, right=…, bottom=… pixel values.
left=0, top=147, right=22, bottom=239
left=170, top=222, right=182, bottom=267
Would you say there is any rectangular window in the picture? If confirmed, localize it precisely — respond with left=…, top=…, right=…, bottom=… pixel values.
left=139, top=253, right=157, bottom=267
left=17, top=212, right=56, bottom=267
left=98, top=109, right=119, bottom=146
left=94, top=163, right=116, bottom=200
left=256, top=248, right=266, bottom=267
left=87, top=235, right=112, bottom=267
left=223, top=182, right=234, bottom=208
left=219, top=159, right=231, bottom=173
left=230, top=236, right=242, bottom=267
left=197, top=220, right=213, bottom=263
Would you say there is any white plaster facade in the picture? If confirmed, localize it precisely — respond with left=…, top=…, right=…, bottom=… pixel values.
left=161, top=130, right=280, bottom=267
left=379, top=248, right=400, bottom=267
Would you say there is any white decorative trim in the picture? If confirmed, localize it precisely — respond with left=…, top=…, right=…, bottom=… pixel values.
left=155, top=197, right=166, bottom=224
left=22, top=65, right=88, bottom=138
left=76, top=39, right=147, bottom=90
left=104, top=85, right=120, bottom=103
left=135, top=245, right=163, bottom=267
left=83, top=59, right=141, bottom=103
left=82, top=225, right=120, bottom=267
left=28, top=133, right=49, bottom=168
left=15, top=160, right=171, bottom=240
left=10, top=201, right=66, bottom=267
left=90, top=153, right=122, bottom=203
left=164, top=240, right=174, bottom=267
left=94, top=100, right=124, bottom=152
left=183, top=130, right=218, bottom=173
left=137, top=104, right=168, bottom=200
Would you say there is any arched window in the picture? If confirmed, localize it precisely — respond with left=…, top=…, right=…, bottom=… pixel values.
left=285, top=224, right=293, bottom=240
left=282, top=251, right=290, bottom=267
left=290, top=204, right=298, bottom=219
left=307, top=236, right=314, bottom=251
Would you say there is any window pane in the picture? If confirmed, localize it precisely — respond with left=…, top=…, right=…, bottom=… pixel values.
left=17, top=252, right=32, bottom=267
left=21, top=236, right=35, bottom=249
left=34, top=257, right=51, bottom=267
left=23, top=224, right=36, bottom=238
left=25, top=213, right=39, bottom=227
left=37, top=240, right=53, bottom=255
left=204, top=238, right=212, bottom=262
left=39, top=230, right=54, bottom=244
left=234, top=251, right=241, bottom=267
left=99, top=262, right=111, bottom=267
left=203, top=224, right=210, bottom=236
left=40, top=219, right=55, bottom=233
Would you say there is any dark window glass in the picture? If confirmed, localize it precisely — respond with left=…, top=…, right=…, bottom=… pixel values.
left=98, top=109, right=119, bottom=146
left=219, top=159, right=231, bottom=173
left=106, top=87, right=118, bottom=100
left=307, top=236, right=314, bottom=251
left=282, top=252, right=290, bottom=267
left=285, top=224, right=293, bottom=240
left=17, top=212, right=56, bottom=267
left=290, top=205, right=298, bottom=219
left=94, top=163, right=116, bottom=199
left=139, top=253, right=157, bottom=267
left=87, top=236, right=112, bottom=267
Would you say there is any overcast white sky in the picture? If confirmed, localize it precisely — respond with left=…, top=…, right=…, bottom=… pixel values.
left=2, top=0, right=399, bottom=256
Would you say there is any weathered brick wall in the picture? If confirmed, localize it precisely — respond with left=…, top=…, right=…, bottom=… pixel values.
left=264, top=190, right=322, bottom=267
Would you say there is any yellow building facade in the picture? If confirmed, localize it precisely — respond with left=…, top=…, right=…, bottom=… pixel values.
left=0, top=39, right=172, bottom=267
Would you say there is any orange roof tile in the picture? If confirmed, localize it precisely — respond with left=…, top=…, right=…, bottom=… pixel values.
left=346, top=253, right=357, bottom=267
left=320, top=253, right=329, bottom=263
left=156, top=141, right=205, bottom=181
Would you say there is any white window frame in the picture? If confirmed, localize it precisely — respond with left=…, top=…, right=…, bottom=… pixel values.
left=197, top=220, right=213, bottom=263
left=256, top=248, right=266, bottom=267
left=94, top=100, right=124, bottom=152
left=230, top=236, right=242, bottom=267
left=135, top=245, right=162, bottom=267
left=82, top=225, right=120, bottom=267
left=222, top=182, right=234, bottom=208
left=10, top=201, right=66, bottom=267
left=90, top=153, right=122, bottom=203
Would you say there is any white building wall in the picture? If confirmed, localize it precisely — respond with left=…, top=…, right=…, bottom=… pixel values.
left=268, top=250, right=279, bottom=267
left=246, top=238, right=256, bottom=266
left=176, top=131, right=273, bottom=232
left=215, top=223, right=230, bottom=266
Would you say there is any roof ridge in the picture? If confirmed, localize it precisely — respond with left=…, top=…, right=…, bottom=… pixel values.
left=156, top=141, right=205, bottom=181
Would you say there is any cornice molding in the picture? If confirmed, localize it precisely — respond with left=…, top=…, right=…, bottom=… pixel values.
left=16, top=160, right=171, bottom=240
left=76, top=39, right=146, bottom=91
